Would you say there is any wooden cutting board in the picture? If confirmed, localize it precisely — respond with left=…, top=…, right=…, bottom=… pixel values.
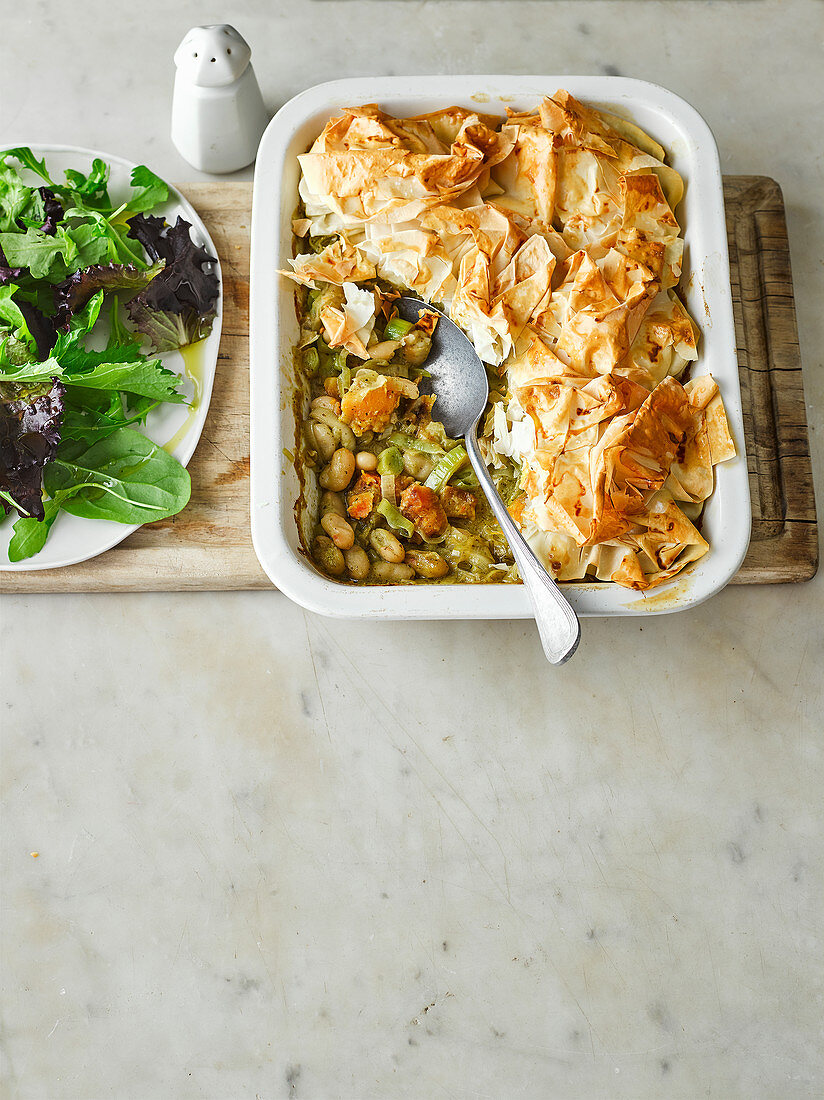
left=1, top=177, right=817, bottom=593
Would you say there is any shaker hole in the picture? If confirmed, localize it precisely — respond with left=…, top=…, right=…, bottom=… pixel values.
left=193, top=52, right=198, bottom=58
left=210, top=57, right=216, bottom=62
left=227, top=48, right=232, bottom=54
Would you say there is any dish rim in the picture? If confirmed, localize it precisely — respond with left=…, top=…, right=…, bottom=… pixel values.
left=249, top=75, right=751, bottom=618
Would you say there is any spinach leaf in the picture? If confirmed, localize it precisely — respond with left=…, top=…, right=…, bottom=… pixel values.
left=44, top=427, right=190, bottom=523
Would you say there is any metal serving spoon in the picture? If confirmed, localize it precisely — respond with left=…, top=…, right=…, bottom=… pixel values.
left=395, top=297, right=581, bottom=665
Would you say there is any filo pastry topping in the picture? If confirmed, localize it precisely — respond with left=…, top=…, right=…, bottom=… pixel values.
left=284, top=91, right=736, bottom=590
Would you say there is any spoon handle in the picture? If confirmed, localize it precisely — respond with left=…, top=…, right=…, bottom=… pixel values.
left=464, top=426, right=581, bottom=665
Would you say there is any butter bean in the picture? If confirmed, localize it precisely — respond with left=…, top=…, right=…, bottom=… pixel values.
left=344, top=546, right=370, bottom=580
left=371, top=561, right=414, bottom=583
left=369, top=528, right=405, bottom=563
left=311, top=395, right=340, bottom=414
left=319, top=448, right=356, bottom=492
left=404, top=549, right=449, bottom=579
left=309, top=421, right=336, bottom=462
left=320, top=512, right=355, bottom=550
left=314, top=535, right=345, bottom=577
left=320, top=490, right=346, bottom=518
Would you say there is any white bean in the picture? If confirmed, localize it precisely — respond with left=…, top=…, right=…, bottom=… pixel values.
left=321, top=512, right=355, bottom=550
left=319, top=448, right=356, bottom=492
left=371, top=561, right=414, bottom=583
left=314, top=536, right=345, bottom=577
left=309, top=421, right=336, bottom=462
left=311, top=395, right=339, bottom=414
left=402, top=451, right=435, bottom=481
left=344, top=546, right=370, bottom=580
left=369, top=528, right=405, bottom=563
left=405, top=549, right=449, bottom=578
left=311, top=404, right=357, bottom=452
left=320, top=490, right=346, bottom=518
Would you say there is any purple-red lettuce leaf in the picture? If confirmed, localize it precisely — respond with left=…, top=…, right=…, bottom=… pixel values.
left=125, top=214, right=218, bottom=351
left=17, top=299, right=58, bottom=359
left=38, top=187, right=64, bottom=236
left=0, top=378, right=65, bottom=519
left=125, top=298, right=216, bottom=353
left=53, top=259, right=164, bottom=325
left=0, top=243, right=24, bottom=285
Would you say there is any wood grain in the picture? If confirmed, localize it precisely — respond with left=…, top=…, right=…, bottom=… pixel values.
left=1, top=177, right=817, bottom=593
left=724, top=177, right=818, bottom=583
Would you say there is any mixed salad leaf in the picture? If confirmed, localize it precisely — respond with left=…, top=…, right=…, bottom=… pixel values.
left=0, top=147, right=219, bottom=561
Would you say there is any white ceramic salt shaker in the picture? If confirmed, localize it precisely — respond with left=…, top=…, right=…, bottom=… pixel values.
left=172, top=25, right=270, bottom=173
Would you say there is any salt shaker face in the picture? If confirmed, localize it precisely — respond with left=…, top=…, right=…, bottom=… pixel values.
left=171, top=24, right=270, bottom=173
left=174, top=25, right=251, bottom=88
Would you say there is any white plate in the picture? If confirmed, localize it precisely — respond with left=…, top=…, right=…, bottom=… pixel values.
left=250, top=76, right=751, bottom=618
left=0, top=144, right=222, bottom=570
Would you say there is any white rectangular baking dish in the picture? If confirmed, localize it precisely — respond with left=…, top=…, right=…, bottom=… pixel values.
left=250, top=76, right=750, bottom=618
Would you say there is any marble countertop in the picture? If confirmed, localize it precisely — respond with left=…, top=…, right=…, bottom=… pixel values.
left=1, top=2, right=822, bottom=1097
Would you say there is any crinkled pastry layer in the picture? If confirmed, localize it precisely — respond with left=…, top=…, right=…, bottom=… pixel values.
left=286, top=92, right=735, bottom=589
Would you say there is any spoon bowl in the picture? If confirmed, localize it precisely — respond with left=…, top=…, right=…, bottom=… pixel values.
left=395, top=297, right=581, bottom=664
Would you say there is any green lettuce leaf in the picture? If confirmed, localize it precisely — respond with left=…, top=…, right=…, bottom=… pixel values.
left=8, top=494, right=62, bottom=560
left=122, top=166, right=169, bottom=215
left=0, top=226, right=76, bottom=279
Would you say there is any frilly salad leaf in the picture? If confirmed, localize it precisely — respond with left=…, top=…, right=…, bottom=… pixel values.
left=122, top=166, right=168, bottom=215
left=2, top=147, right=53, bottom=185
left=62, top=158, right=111, bottom=210
left=125, top=298, right=216, bottom=353
left=125, top=214, right=218, bottom=352
left=53, top=259, right=164, bottom=323
left=0, top=163, right=35, bottom=232
left=0, top=379, right=65, bottom=519
left=38, top=188, right=64, bottom=236
left=0, top=225, right=77, bottom=280
left=62, top=348, right=185, bottom=404
left=0, top=244, right=24, bottom=285
left=0, top=283, right=44, bottom=364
